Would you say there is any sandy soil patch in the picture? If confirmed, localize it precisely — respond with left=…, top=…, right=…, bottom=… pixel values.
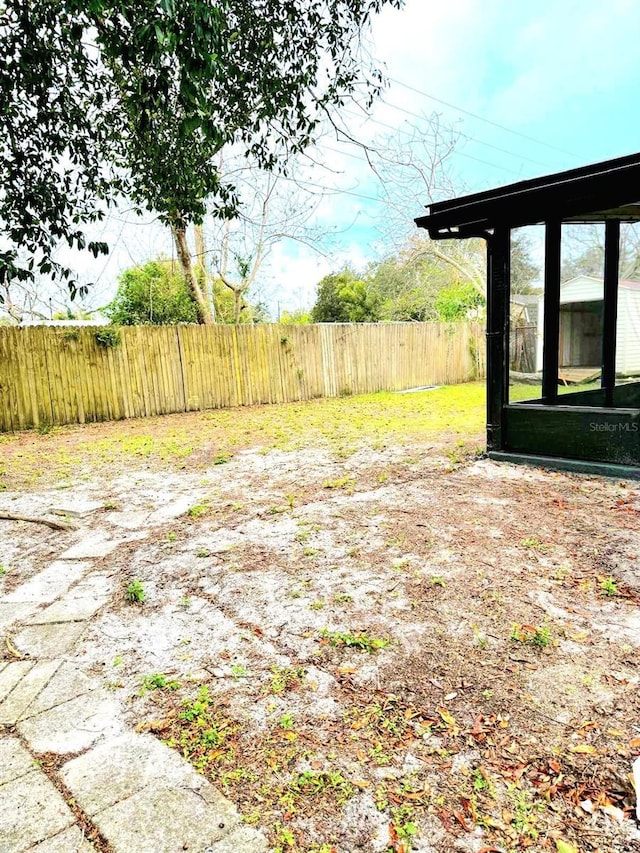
left=1, top=395, right=640, bottom=853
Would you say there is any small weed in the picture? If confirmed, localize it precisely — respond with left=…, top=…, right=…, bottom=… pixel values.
left=274, top=824, right=295, bottom=851
left=507, top=785, right=544, bottom=839
left=599, top=576, right=618, bottom=596
left=289, top=769, right=354, bottom=804
left=303, top=546, right=319, bottom=557
left=124, top=578, right=145, bottom=604
left=369, top=743, right=393, bottom=765
left=112, top=655, right=123, bottom=667
left=171, top=685, right=237, bottom=771
left=179, top=685, right=211, bottom=722
left=323, top=476, right=355, bottom=491
left=279, top=713, right=294, bottom=730
left=320, top=629, right=390, bottom=653
left=430, top=575, right=445, bottom=587
left=103, top=499, right=119, bottom=510
left=472, top=767, right=494, bottom=795
left=187, top=502, right=209, bottom=519
left=391, top=805, right=418, bottom=842
left=166, top=531, right=177, bottom=542
left=521, top=536, right=545, bottom=551
left=196, top=547, right=210, bottom=558
left=309, top=600, right=325, bottom=611
left=511, top=623, right=551, bottom=648
left=140, top=673, right=180, bottom=694
left=180, top=595, right=192, bottom=609
left=37, top=420, right=53, bottom=435
left=230, top=664, right=249, bottom=679
left=333, top=592, right=353, bottom=604
left=0, top=564, right=6, bottom=576
left=269, top=665, right=305, bottom=694
left=295, top=527, right=311, bottom=544
left=213, top=452, right=232, bottom=465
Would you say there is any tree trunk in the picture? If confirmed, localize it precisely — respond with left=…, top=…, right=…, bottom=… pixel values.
left=234, top=288, right=242, bottom=324
left=194, top=225, right=216, bottom=322
left=172, top=225, right=214, bottom=325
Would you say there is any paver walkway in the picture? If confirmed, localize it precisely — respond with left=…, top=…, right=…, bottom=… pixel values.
left=0, top=506, right=267, bottom=853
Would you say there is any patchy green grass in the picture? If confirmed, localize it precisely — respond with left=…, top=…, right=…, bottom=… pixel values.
left=0, top=382, right=492, bottom=488
left=1, top=380, right=604, bottom=490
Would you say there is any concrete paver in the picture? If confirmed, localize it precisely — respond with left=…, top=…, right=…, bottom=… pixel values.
left=60, top=731, right=207, bottom=815
left=68, top=573, right=113, bottom=598
left=59, top=534, right=119, bottom=560
left=23, top=662, right=98, bottom=719
left=27, top=825, right=96, bottom=853
left=51, top=500, right=105, bottom=518
left=1, top=543, right=269, bottom=853
left=0, top=768, right=75, bottom=853
left=17, top=691, right=124, bottom=754
left=0, top=660, right=61, bottom=725
left=25, top=595, right=109, bottom=625
left=12, top=621, right=88, bottom=659
left=88, top=784, right=242, bottom=853
left=4, top=561, right=92, bottom=604
left=0, top=602, right=38, bottom=634
left=0, top=660, right=33, bottom=703
left=208, top=824, right=269, bottom=852
left=0, top=737, right=38, bottom=785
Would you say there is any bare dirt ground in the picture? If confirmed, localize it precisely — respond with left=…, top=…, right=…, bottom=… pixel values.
left=1, top=386, right=639, bottom=853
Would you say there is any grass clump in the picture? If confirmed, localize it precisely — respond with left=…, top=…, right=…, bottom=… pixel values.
left=510, top=623, right=551, bottom=648
left=140, top=673, right=181, bottom=694
left=320, top=629, right=390, bottom=653
left=124, top=578, right=145, bottom=604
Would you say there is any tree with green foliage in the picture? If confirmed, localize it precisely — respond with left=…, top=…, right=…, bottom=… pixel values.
left=311, top=270, right=380, bottom=323
left=0, top=0, right=402, bottom=321
left=105, top=260, right=199, bottom=325
left=280, top=309, right=312, bottom=325
left=434, top=282, right=484, bottom=321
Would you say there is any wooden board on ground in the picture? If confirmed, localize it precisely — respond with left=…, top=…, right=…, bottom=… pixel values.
left=558, top=367, right=601, bottom=386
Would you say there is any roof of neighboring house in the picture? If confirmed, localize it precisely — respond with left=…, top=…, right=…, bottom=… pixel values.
left=561, top=274, right=640, bottom=292
left=415, top=152, right=640, bottom=239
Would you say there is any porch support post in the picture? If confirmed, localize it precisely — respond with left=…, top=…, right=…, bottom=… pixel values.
left=602, top=219, right=620, bottom=406
left=542, top=220, right=561, bottom=404
left=486, top=227, right=510, bottom=451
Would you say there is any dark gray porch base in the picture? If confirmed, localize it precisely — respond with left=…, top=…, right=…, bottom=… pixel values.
left=488, top=451, right=640, bottom=480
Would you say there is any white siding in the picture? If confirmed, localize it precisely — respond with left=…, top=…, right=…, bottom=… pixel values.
left=560, top=276, right=603, bottom=303
left=617, top=288, right=640, bottom=374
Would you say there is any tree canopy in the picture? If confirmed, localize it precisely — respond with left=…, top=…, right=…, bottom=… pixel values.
left=105, top=260, right=199, bottom=325
left=0, top=0, right=402, bottom=308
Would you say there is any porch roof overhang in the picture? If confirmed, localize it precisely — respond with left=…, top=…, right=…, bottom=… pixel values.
left=415, top=152, right=640, bottom=239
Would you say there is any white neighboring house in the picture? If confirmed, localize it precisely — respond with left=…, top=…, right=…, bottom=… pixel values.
left=536, top=275, right=640, bottom=375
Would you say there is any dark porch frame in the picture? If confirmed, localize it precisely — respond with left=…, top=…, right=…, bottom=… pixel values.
left=415, top=153, right=640, bottom=476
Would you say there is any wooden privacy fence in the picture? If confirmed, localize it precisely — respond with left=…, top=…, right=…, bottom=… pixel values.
left=0, top=321, right=485, bottom=431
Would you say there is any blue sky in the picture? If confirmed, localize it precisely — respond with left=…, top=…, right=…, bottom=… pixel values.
left=59, top=0, right=640, bottom=317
